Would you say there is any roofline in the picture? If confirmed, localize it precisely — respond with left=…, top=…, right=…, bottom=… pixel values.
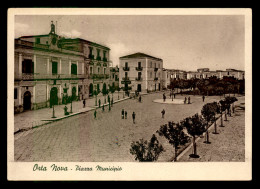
left=62, top=38, right=110, bottom=50
left=119, top=52, right=163, bottom=61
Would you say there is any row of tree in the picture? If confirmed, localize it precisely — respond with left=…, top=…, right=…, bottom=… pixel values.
left=130, top=96, right=238, bottom=162
left=169, top=76, right=245, bottom=96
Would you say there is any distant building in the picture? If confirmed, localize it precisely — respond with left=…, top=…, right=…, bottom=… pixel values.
left=186, top=68, right=244, bottom=80
left=119, top=52, right=163, bottom=93
left=109, top=66, right=119, bottom=88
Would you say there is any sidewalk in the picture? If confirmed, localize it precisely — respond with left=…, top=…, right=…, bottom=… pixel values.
left=14, top=92, right=130, bottom=133
left=177, top=97, right=245, bottom=162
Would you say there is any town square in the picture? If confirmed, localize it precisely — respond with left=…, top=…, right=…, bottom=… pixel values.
left=12, top=13, right=247, bottom=164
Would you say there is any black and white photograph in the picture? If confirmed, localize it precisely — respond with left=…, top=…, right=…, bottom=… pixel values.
left=7, top=8, right=252, bottom=181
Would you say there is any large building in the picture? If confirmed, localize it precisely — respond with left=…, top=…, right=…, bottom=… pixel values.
left=14, top=21, right=111, bottom=113
left=109, top=66, right=119, bottom=88
left=119, top=52, right=163, bottom=93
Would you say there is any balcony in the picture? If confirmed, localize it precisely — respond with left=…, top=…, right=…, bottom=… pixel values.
left=154, top=68, right=158, bottom=72
left=21, top=73, right=87, bottom=80
left=103, top=63, right=107, bottom=67
left=96, top=56, right=101, bottom=61
left=154, top=77, right=158, bottom=81
left=96, top=62, right=101, bottom=66
left=135, top=77, right=143, bottom=81
left=123, top=66, right=130, bottom=71
left=136, top=67, right=143, bottom=71
left=103, top=57, right=107, bottom=62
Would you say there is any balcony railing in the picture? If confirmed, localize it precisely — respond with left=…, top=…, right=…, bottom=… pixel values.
left=96, top=56, right=101, bottom=61
left=89, top=54, right=95, bottom=59
left=135, top=77, right=143, bottom=81
left=123, top=67, right=130, bottom=71
left=20, top=73, right=87, bottom=80
left=136, top=67, right=143, bottom=71
left=154, top=77, right=158, bottom=81
left=103, top=57, right=107, bottom=62
left=154, top=68, right=158, bottom=72
left=89, top=74, right=109, bottom=80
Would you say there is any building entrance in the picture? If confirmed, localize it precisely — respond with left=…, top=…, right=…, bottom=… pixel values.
left=23, top=91, right=31, bottom=110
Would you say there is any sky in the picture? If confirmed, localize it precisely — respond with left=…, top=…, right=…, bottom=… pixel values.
left=15, top=15, right=245, bottom=71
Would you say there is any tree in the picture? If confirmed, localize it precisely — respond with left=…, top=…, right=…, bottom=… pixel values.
left=130, top=134, right=164, bottom=162
left=210, top=102, right=219, bottom=134
left=109, top=84, right=116, bottom=100
left=182, top=114, right=207, bottom=158
left=115, top=85, right=120, bottom=100
left=201, top=103, right=215, bottom=143
left=157, top=122, right=190, bottom=161
left=102, top=83, right=108, bottom=104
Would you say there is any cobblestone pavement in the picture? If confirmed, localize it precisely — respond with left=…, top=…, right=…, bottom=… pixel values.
left=178, top=97, right=245, bottom=162
left=14, top=92, right=245, bottom=162
left=14, top=92, right=127, bottom=133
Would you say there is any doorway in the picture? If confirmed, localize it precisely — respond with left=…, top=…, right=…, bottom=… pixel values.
left=23, top=91, right=31, bottom=111
left=50, top=87, right=58, bottom=107
left=137, top=84, right=141, bottom=92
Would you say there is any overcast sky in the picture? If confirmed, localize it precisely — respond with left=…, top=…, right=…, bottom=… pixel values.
left=15, top=15, right=245, bottom=71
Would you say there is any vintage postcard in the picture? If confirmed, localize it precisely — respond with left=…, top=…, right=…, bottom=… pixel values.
left=7, top=8, right=252, bottom=181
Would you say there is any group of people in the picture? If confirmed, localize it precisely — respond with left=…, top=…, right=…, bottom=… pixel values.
left=122, top=109, right=136, bottom=124
left=184, top=96, right=191, bottom=104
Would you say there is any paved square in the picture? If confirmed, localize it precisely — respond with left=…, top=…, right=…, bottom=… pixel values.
left=14, top=92, right=244, bottom=162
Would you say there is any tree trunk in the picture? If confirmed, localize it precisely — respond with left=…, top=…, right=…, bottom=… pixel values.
left=193, top=136, right=197, bottom=156
left=220, top=112, right=223, bottom=126
left=225, top=110, right=227, bottom=121
left=214, top=115, right=217, bottom=133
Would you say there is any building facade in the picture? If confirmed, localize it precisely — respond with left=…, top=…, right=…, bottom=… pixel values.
left=119, top=52, right=163, bottom=93
left=14, top=22, right=111, bottom=113
left=109, top=66, right=119, bottom=88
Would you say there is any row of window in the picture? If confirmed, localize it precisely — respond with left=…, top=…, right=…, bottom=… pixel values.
left=124, top=72, right=161, bottom=78
left=89, top=67, right=106, bottom=74
left=124, top=61, right=161, bottom=68
left=22, top=59, right=81, bottom=75
left=88, top=47, right=107, bottom=61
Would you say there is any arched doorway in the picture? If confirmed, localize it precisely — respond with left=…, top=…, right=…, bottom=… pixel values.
left=89, top=83, right=93, bottom=97
left=50, top=87, right=58, bottom=107
left=72, top=87, right=77, bottom=101
left=23, top=91, right=31, bottom=111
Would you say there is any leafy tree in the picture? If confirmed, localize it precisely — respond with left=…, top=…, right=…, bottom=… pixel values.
left=210, top=102, right=219, bottom=134
left=201, top=103, right=215, bottom=143
left=181, top=114, right=207, bottom=158
left=93, top=90, right=98, bottom=106
left=102, top=83, right=108, bottom=103
left=157, top=121, right=190, bottom=161
left=130, top=134, right=164, bottom=162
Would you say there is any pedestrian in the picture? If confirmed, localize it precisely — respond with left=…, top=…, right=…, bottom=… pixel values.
left=161, top=109, right=165, bottom=118
left=174, top=93, right=176, bottom=98
left=125, top=111, right=127, bottom=119
left=139, top=96, right=142, bottom=102
left=188, top=96, right=191, bottom=104
left=122, top=109, right=125, bottom=119
left=202, top=95, right=205, bottom=102
left=184, top=97, right=187, bottom=104
left=83, top=99, right=86, bottom=108
left=98, top=99, right=101, bottom=108
left=132, top=111, right=136, bottom=124
left=94, top=109, right=97, bottom=119
left=108, top=95, right=110, bottom=103
left=102, top=104, right=104, bottom=112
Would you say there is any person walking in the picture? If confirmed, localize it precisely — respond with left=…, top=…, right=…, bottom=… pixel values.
left=98, top=99, right=101, bottom=108
left=202, top=95, right=205, bottom=102
left=102, top=104, right=105, bottom=112
left=83, top=99, right=86, bottom=108
left=125, top=111, right=127, bottom=119
left=122, top=109, right=125, bottom=119
left=139, top=96, right=142, bottom=103
left=132, top=112, right=136, bottom=124
left=188, top=96, right=191, bottom=104
left=174, top=93, right=176, bottom=99
left=161, top=109, right=165, bottom=118
left=184, top=97, right=187, bottom=104
left=94, top=109, right=97, bottom=119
